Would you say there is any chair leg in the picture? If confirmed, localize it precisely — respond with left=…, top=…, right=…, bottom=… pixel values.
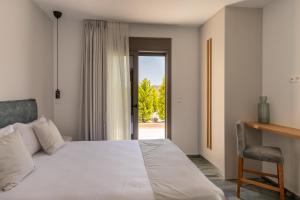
left=277, top=163, right=285, bottom=200
left=237, top=157, right=244, bottom=198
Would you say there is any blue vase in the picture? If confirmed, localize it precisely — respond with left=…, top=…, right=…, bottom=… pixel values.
left=258, top=96, right=270, bottom=124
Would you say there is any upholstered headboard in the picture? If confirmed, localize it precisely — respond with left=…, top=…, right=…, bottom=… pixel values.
left=0, top=99, right=38, bottom=128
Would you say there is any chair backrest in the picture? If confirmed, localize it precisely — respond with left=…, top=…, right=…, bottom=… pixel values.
left=235, top=120, right=246, bottom=156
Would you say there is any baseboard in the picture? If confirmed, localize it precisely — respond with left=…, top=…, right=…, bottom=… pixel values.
left=187, top=154, right=202, bottom=158
left=262, top=176, right=299, bottom=199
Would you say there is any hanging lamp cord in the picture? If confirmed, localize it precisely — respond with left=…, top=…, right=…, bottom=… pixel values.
left=56, top=17, right=59, bottom=90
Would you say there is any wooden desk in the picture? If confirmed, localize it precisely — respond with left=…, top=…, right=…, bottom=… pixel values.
left=245, top=121, right=300, bottom=139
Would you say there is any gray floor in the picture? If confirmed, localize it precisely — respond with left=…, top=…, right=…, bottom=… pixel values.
left=189, top=156, right=300, bottom=200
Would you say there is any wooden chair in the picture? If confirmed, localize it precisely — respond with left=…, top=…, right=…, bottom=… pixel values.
left=235, top=121, right=285, bottom=200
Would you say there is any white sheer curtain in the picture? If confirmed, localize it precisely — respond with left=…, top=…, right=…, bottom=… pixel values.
left=106, top=22, right=131, bottom=140
left=80, top=21, right=130, bottom=141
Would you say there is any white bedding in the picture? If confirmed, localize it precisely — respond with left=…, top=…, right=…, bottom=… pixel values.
left=0, top=139, right=225, bottom=200
left=139, top=139, right=225, bottom=200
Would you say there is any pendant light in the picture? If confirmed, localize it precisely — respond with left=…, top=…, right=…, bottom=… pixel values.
left=53, top=11, right=62, bottom=99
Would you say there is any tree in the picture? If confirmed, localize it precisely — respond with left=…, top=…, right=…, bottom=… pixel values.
left=138, top=79, right=154, bottom=122
left=158, top=78, right=165, bottom=120
left=152, top=87, right=158, bottom=112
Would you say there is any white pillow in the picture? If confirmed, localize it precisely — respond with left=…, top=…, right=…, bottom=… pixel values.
left=14, top=123, right=41, bottom=156
left=13, top=117, right=47, bottom=156
left=0, top=125, right=14, bottom=138
left=33, top=120, right=64, bottom=154
left=0, top=131, right=35, bottom=191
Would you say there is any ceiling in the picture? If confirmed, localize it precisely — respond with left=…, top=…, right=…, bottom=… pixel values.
left=34, top=0, right=273, bottom=26
left=233, top=0, right=273, bottom=8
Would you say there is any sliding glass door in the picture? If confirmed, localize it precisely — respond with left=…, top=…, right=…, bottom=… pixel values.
left=129, top=37, right=171, bottom=140
left=137, top=55, right=166, bottom=140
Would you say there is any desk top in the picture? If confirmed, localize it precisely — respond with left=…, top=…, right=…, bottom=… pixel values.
left=245, top=121, right=300, bottom=139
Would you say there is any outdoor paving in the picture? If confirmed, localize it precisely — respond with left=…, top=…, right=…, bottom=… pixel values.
left=138, top=123, right=165, bottom=140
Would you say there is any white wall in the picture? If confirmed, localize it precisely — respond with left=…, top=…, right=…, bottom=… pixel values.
left=53, top=21, right=200, bottom=154
left=199, top=7, right=263, bottom=178
left=199, top=9, right=226, bottom=175
left=263, top=0, right=300, bottom=195
left=225, top=7, right=263, bottom=179
left=129, top=24, right=200, bottom=154
left=0, top=0, right=53, bottom=118
left=53, top=19, right=83, bottom=139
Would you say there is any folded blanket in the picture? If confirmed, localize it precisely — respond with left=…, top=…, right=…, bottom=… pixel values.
left=139, top=139, right=226, bottom=200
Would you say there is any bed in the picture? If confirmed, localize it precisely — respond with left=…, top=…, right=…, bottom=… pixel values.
left=0, top=99, right=225, bottom=200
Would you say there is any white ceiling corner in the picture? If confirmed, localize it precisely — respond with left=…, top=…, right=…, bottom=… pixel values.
left=34, top=0, right=272, bottom=26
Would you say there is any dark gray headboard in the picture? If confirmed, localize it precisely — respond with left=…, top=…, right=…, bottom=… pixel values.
left=0, top=99, right=38, bottom=128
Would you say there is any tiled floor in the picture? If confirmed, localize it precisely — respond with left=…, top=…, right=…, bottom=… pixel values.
left=189, top=156, right=300, bottom=200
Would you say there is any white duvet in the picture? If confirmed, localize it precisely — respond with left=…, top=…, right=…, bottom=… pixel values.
left=0, top=139, right=225, bottom=200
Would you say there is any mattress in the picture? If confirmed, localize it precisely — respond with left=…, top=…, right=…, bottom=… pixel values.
left=0, top=139, right=225, bottom=200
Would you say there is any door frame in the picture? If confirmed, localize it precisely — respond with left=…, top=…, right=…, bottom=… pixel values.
left=129, top=37, right=172, bottom=140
